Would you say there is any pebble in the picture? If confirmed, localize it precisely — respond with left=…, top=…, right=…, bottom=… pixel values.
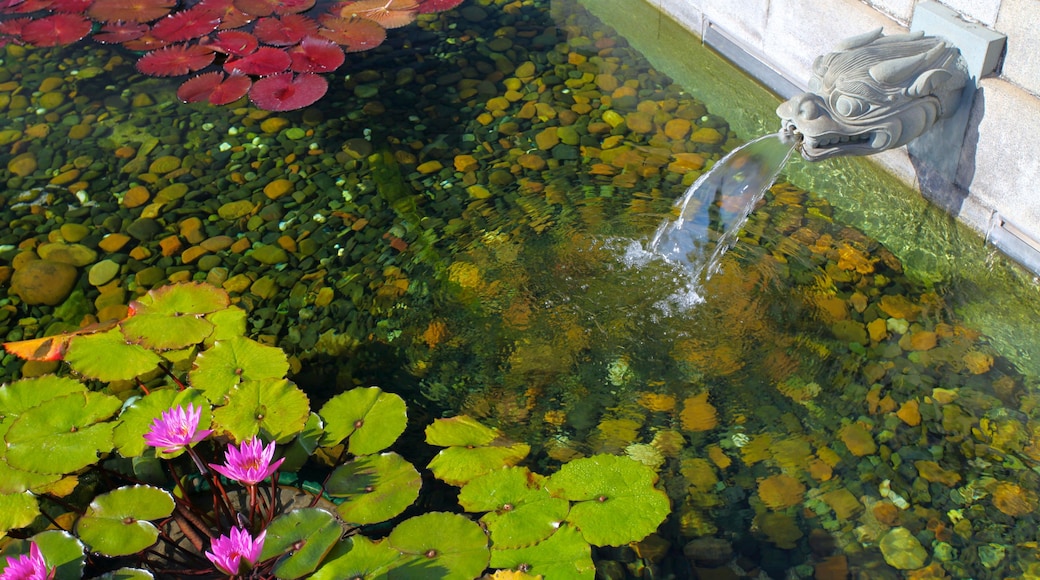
left=37, top=242, right=97, bottom=267
left=127, top=218, right=162, bottom=241
left=218, top=200, right=256, bottom=220
left=249, top=244, right=288, bottom=265
left=122, top=186, right=151, bottom=208
left=417, top=161, right=443, bottom=174
left=264, top=178, right=294, bottom=199
left=7, top=152, right=37, bottom=177
left=10, top=260, right=78, bottom=305
left=878, top=527, right=928, bottom=570
left=690, top=127, right=724, bottom=145
left=88, top=260, right=119, bottom=286
left=59, top=223, right=90, bottom=243
left=181, top=246, right=209, bottom=264
left=98, top=233, right=132, bottom=253
left=201, top=236, right=234, bottom=252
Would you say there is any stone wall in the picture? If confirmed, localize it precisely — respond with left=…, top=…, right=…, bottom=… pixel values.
left=647, top=0, right=1040, bottom=271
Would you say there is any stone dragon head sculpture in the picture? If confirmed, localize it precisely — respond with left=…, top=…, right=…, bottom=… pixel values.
left=777, top=28, right=967, bottom=161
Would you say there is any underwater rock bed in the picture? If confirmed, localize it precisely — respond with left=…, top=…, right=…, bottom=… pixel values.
left=1, top=0, right=1040, bottom=578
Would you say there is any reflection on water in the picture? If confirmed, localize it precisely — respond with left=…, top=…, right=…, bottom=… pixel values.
left=2, top=0, right=1040, bottom=578
left=647, top=132, right=795, bottom=302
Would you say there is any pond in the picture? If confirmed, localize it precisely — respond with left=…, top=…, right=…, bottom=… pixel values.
left=3, top=0, right=1040, bottom=578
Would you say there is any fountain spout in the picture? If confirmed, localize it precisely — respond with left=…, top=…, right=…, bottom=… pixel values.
left=776, top=28, right=967, bottom=162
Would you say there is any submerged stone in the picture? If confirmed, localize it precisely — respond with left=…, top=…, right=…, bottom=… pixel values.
left=879, top=527, right=927, bottom=570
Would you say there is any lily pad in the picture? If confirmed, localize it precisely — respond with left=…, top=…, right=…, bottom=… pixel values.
left=545, top=454, right=670, bottom=547
left=318, top=387, right=407, bottom=454
left=76, top=485, right=175, bottom=557
left=427, top=444, right=531, bottom=487
left=189, top=337, right=290, bottom=402
left=33, top=530, right=86, bottom=580
left=0, top=375, right=86, bottom=418
left=131, top=282, right=230, bottom=316
left=280, top=413, right=324, bottom=473
left=459, top=467, right=570, bottom=549
left=120, top=313, right=214, bottom=352
left=310, top=536, right=402, bottom=580
left=64, top=328, right=163, bottom=382
left=5, top=392, right=120, bottom=474
left=0, top=420, right=63, bottom=493
left=488, top=524, right=594, bottom=579
left=260, top=508, right=342, bottom=579
left=387, top=512, right=489, bottom=580
left=211, top=378, right=309, bottom=443
left=0, top=491, right=39, bottom=538
left=111, top=389, right=210, bottom=458
left=204, top=305, right=247, bottom=346
left=326, top=452, right=421, bottom=525
left=425, top=415, right=501, bottom=447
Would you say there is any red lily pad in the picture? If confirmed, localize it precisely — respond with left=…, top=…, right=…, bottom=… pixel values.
left=178, top=72, right=252, bottom=105
left=249, top=72, right=327, bottom=111
left=339, top=0, right=417, bottom=29
left=92, top=21, right=147, bottom=44
left=20, top=13, right=91, bottom=46
left=136, top=44, right=215, bottom=77
left=223, top=45, right=290, bottom=75
left=197, top=0, right=254, bottom=29
left=87, top=0, right=175, bottom=23
left=318, top=15, right=385, bottom=52
left=233, top=0, right=313, bottom=17
left=121, top=31, right=170, bottom=51
left=50, top=0, right=92, bottom=13
left=208, top=29, right=258, bottom=56
left=288, top=36, right=344, bottom=72
left=150, top=5, right=220, bottom=42
left=417, top=0, right=463, bottom=12
left=252, top=13, right=317, bottom=46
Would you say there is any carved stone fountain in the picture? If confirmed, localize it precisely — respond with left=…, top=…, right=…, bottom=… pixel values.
left=776, top=28, right=968, bottom=162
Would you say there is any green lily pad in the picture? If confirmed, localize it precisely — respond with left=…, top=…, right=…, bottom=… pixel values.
left=189, top=337, right=290, bottom=402
left=0, top=375, right=86, bottom=418
left=326, top=452, right=421, bottom=525
left=280, top=413, right=324, bottom=473
left=425, top=416, right=501, bottom=447
left=64, top=328, right=163, bottom=382
left=211, top=379, right=308, bottom=443
left=427, top=444, right=531, bottom=487
left=310, top=536, right=403, bottom=580
left=545, top=454, right=670, bottom=547
left=5, top=392, right=121, bottom=474
left=131, top=282, right=230, bottom=316
left=120, top=314, right=214, bottom=352
left=76, top=485, right=175, bottom=557
left=111, top=389, right=210, bottom=458
left=387, top=513, right=489, bottom=579
left=0, top=420, right=62, bottom=494
left=459, top=467, right=570, bottom=549
left=260, top=508, right=342, bottom=579
left=489, top=524, right=594, bottom=579
left=318, top=387, right=407, bottom=454
left=204, top=305, right=247, bottom=346
left=33, top=530, right=86, bottom=580
left=0, top=491, right=39, bottom=537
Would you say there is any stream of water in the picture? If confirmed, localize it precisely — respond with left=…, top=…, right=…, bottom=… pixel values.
left=646, top=133, right=796, bottom=298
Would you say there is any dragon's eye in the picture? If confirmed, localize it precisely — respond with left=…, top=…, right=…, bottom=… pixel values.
left=834, top=95, right=869, bottom=117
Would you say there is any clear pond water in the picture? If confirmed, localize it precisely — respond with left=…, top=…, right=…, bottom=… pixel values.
left=3, top=0, right=1040, bottom=578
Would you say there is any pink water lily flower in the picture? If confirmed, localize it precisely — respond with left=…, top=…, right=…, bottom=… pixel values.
left=205, top=527, right=266, bottom=576
left=0, top=542, right=53, bottom=580
left=210, top=437, right=285, bottom=486
left=144, top=403, right=213, bottom=453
